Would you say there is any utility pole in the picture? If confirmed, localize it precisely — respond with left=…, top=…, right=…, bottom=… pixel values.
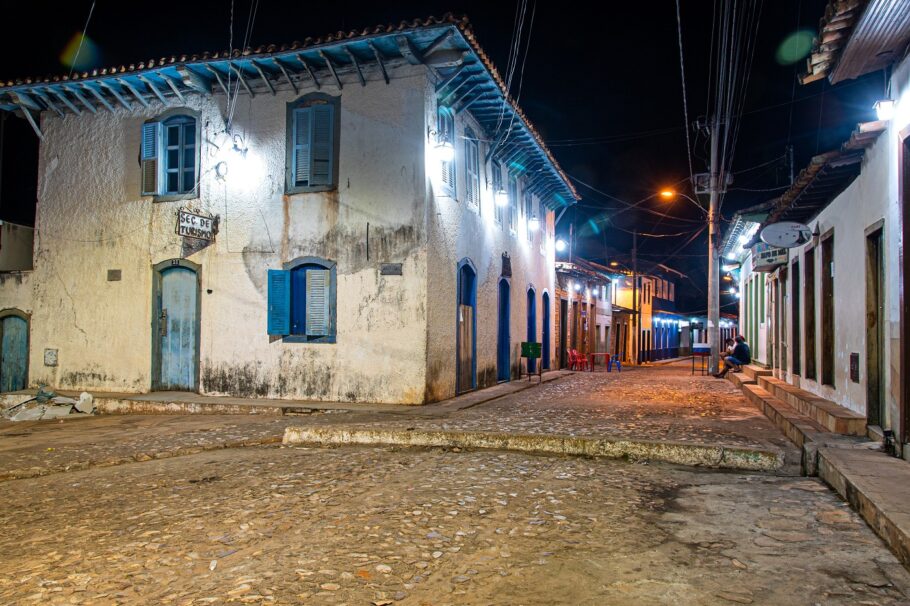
left=707, top=116, right=721, bottom=374
left=632, top=230, right=639, bottom=365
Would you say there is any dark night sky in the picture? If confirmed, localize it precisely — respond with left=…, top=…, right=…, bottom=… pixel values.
left=0, top=1, right=887, bottom=311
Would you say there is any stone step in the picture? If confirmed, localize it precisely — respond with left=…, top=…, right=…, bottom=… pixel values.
left=742, top=364, right=773, bottom=381
left=727, top=372, right=756, bottom=389
left=819, top=447, right=910, bottom=567
left=758, top=375, right=866, bottom=436
left=741, top=384, right=828, bottom=475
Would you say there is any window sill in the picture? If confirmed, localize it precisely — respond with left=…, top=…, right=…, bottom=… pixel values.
left=286, top=185, right=338, bottom=195
left=153, top=192, right=199, bottom=203
left=282, top=335, right=336, bottom=344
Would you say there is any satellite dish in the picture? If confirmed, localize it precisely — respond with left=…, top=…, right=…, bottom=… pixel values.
left=760, top=221, right=812, bottom=248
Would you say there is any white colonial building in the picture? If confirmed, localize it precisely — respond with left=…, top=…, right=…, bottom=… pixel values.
left=0, top=15, right=577, bottom=404
left=728, top=0, right=910, bottom=453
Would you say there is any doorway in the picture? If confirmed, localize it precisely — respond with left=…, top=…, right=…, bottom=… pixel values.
left=0, top=311, right=28, bottom=392
left=542, top=292, right=551, bottom=370
left=497, top=278, right=510, bottom=382
left=456, top=260, right=477, bottom=394
left=867, top=226, right=885, bottom=427
left=527, top=287, right=537, bottom=374
left=559, top=299, right=568, bottom=369
left=153, top=260, right=200, bottom=391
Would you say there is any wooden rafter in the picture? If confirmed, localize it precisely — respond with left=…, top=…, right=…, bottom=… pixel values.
left=296, top=54, right=321, bottom=90
left=422, top=29, right=454, bottom=58
left=228, top=63, right=255, bottom=97
left=65, top=85, right=97, bottom=114
left=344, top=46, right=366, bottom=87
left=204, top=65, right=230, bottom=96
left=178, top=67, right=213, bottom=94
left=50, top=88, right=82, bottom=115
left=31, top=89, right=64, bottom=117
left=251, top=61, right=276, bottom=95
left=82, top=83, right=115, bottom=112
left=367, top=41, right=389, bottom=84
left=158, top=72, right=186, bottom=103
left=319, top=51, right=343, bottom=89
left=137, top=75, right=168, bottom=105
left=118, top=78, right=150, bottom=108
left=397, top=35, right=423, bottom=65
left=99, top=81, right=132, bottom=110
left=274, top=59, right=298, bottom=95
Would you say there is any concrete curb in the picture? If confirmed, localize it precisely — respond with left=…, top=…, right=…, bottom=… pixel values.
left=0, top=435, right=282, bottom=483
left=282, top=426, right=784, bottom=472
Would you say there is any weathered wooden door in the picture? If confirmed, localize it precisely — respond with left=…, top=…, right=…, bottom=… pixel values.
left=0, top=315, right=28, bottom=392
left=867, top=227, right=885, bottom=427
left=155, top=265, right=198, bottom=391
left=497, top=280, right=510, bottom=382
left=458, top=304, right=474, bottom=393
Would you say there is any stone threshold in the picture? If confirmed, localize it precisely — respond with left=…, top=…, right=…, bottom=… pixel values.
left=1, top=371, right=574, bottom=418
left=819, top=447, right=910, bottom=568
left=282, top=426, right=785, bottom=472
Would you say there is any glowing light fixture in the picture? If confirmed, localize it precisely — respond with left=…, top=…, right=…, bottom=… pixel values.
left=435, top=139, right=455, bottom=162
left=555, top=239, right=567, bottom=252
left=875, top=99, right=895, bottom=121
left=574, top=283, right=582, bottom=292
left=609, top=261, right=619, bottom=267
left=528, top=214, right=540, bottom=231
left=495, top=188, right=509, bottom=207
left=659, top=189, right=675, bottom=199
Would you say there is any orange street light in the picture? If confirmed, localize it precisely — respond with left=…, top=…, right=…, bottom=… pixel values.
left=656, top=189, right=707, bottom=214
left=659, top=189, right=675, bottom=199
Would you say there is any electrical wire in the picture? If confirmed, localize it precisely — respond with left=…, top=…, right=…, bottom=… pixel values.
left=674, top=0, right=696, bottom=191
left=68, top=0, right=97, bottom=78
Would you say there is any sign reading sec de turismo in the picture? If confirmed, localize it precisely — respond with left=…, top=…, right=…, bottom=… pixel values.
left=176, top=209, right=216, bottom=242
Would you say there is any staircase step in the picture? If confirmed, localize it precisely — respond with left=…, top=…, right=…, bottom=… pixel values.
left=758, top=376, right=866, bottom=435
left=742, top=364, right=773, bottom=381
left=727, top=372, right=756, bottom=389
left=742, top=384, right=828, bottom=475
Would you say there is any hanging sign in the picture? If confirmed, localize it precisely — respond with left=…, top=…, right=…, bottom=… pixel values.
left=751, top=242, right=788, bottom=272
left=176, top=209, right=216, bottom=241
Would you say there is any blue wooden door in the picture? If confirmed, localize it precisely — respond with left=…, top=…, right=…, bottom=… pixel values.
left=0, top=316, right=27, bottom=392
left=527, top=289, right=537, bottom=374
left=497, top=280, right=510, bottom=382
left=542, top=293, right=551, bottom=369
left=158, top=266, right=198, bottom=390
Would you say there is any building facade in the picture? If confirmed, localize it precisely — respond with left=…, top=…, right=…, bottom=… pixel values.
left=0, top=16, right=577, bottom=404
left=730, top=0, right=910, bottom=451
left=554, top=258, right=613, bottom=368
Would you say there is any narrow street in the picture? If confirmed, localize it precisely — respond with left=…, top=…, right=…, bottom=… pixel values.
left=1, top=364, right=907, bottom=605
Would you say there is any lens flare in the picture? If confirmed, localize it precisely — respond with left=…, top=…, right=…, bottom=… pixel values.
left=60, top=33, right=100, bottom=70
left=776, top=30, right=814, bottom=65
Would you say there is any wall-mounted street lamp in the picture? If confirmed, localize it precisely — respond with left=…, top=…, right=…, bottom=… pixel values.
left=875, top=99, right=895, bottom=121
left=555, top=239, right=567, bottom=252
left=495, top=188, right=509, bottom=207
left=528, top=214, right=540, bottom=231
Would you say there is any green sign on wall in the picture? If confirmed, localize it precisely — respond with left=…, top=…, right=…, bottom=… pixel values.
left=521, top=341, right=541, bottom=359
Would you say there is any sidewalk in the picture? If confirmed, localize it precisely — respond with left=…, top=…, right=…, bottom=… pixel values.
left=1, top=370, right=573, bottom=417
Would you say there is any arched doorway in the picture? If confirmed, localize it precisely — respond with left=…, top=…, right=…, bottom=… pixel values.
left=541, top=292, right=551, bottom=370
left=456, top=259, right=477, bottom=394
left=527, top=287, right=537, bottom=374
left=0, top=309, right=28, bottom=392
left=497, top=279, right=511, bottom=382
left=153, top=259, right=200, bottom=391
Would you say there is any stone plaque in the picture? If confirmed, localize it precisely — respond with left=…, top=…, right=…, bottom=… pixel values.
left=44, top=348, right=58, bottom=367
left=107, top=269, right=122, bottom=281
left=380, top=263, right=403, bottom=276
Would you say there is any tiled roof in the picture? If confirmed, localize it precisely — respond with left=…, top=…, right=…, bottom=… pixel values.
left=0, top=14, right=579, bottom=204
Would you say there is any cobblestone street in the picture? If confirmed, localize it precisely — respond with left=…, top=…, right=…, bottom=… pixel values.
left=0, top=363, right=906, bottom=604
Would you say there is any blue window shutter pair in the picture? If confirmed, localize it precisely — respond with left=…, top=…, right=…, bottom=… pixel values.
left=141, top=122, right=159, bottom=196
left=267, top=268, right=331, bottom=337
left=293, top=104, right=334, bottom=187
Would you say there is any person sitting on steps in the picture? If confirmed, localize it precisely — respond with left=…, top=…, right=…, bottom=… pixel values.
left=714, top=335, right=751, bottom=378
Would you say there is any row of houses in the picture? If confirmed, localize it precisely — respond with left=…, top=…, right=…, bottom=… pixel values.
left=727, top=0, right=910, bottom=454
left=0, top=14, right=695, bottom=405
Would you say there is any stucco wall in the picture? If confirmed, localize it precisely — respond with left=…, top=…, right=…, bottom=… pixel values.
left=770, top=54, right=910, bottom=424
left=20, top=63, right=431, bottom=403
left=0, top=270, right=33, bottom=316
left=423, top=82, right=557, bottom=401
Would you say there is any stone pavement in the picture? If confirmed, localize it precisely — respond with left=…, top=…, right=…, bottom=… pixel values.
left=0, top=363, right=798, bottom=480
left=1, top=445, right=908, bottom=605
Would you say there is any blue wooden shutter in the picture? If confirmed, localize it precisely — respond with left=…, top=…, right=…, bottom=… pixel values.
left=305, top=269, right=331, bottom=336
left=293, top=108, right=311, bottom=187
left=141, top=121, right=159, bottom=196
left=267, top=269, right=291, bottom=335
left=310, top=104, right=334, bottom=186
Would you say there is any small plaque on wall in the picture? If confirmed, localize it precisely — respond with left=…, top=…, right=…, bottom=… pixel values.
left=380, top=263, right=403, bottom=276
left=44, top=349, right=58, bottom=367
left=850, top=352, right=860, bottom=383
left=107, top=269, right=122, bottom=281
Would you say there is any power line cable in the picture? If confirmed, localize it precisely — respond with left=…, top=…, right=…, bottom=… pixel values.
left=68, top=0, right=97, bottom=78
left=674, top=0, right=696, bottom=191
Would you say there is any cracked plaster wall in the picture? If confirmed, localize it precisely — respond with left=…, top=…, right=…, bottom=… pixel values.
left=4, top=63, right=431, bottom=403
